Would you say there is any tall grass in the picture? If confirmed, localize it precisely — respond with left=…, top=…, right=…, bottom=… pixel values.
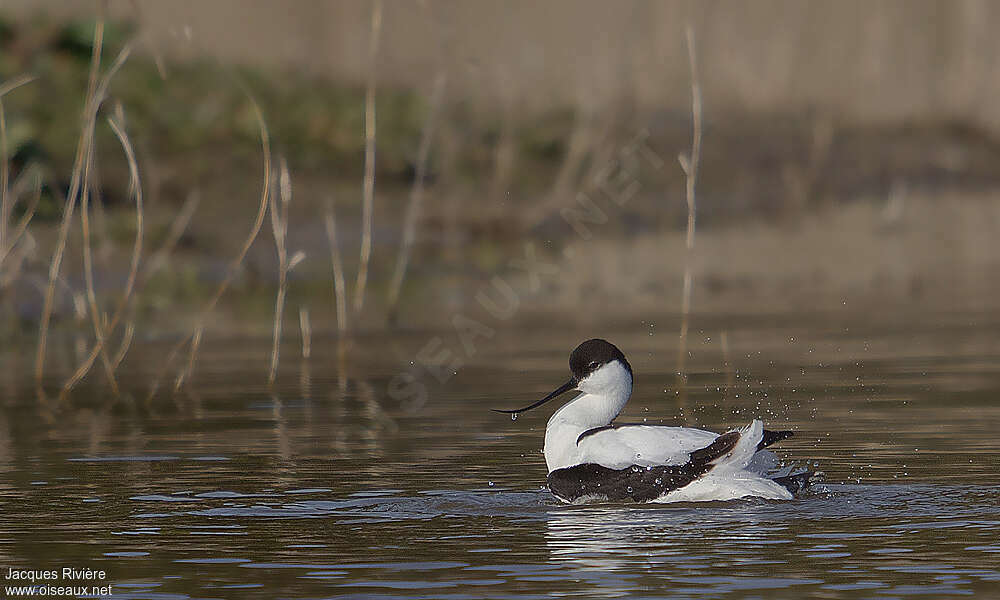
left=79, top=111, right=121, bottom=395
left=34, top=21, right=134, bottom=387
left=4, top=6, right=458, bottom=394
left=148, top=89, right=273, bottom=398
left=61, top=105, right=145, bottom=398
left=33, top=19, right=104, bottom=386
left=268, top=157, right=305, bottom=386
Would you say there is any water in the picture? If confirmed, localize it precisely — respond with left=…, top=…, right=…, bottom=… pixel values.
left=2, top=310, right=1000, bottom=598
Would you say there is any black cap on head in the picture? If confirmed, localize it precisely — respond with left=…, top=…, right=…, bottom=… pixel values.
left=492, top=338, right=631, bottom=416
left=569, top=338, right=631, bottom=381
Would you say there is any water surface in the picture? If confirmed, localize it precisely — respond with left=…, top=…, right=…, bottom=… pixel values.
left=2, top=310, right=999, bottom=598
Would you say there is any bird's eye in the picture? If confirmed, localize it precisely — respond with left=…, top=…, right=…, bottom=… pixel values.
left=588, top=360, right=599, bottom=370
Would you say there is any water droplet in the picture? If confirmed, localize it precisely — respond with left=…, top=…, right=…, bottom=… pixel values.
left=654, top=478, right=662, bottom=485
left=511, top=413, right=518, bottom=421
left=488, top=481, right=495, bottom=487
left=626, top=486, right=633, bottom=493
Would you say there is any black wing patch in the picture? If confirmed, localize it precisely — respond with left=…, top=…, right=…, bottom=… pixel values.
left=549, top=431, right=741, bottom=503
left=758, top=429, right=794, bottom=451
left=576, top=422, right=647, bottom=445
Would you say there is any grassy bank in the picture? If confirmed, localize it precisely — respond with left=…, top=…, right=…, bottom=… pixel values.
left=2, top=14, right=1000, bottom=349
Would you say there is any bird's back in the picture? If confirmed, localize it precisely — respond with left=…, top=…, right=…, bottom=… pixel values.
left=545, top=421, right=721, bottom=472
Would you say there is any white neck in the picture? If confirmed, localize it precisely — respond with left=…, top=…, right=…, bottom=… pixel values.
left=542, top=361, right=632, bottom=471
left=548, top=389, right=629, bottom=429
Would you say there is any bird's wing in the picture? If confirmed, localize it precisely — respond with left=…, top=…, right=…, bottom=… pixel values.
left=549, top=429, right=743, bottom=502
left=575, top=425, right=719, bottom=469
left=549, top=421, right=776, bottom=503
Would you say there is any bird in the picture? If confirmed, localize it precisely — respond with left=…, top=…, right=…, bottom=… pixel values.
left=494, top=338, right=818, bottom=503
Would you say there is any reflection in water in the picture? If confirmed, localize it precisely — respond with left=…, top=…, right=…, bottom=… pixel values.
left=546, top=504, right=781, bottom=574
left=2, top=311, right=1000, bottom=597
left=546, top=508, right=635, bottom=573
left=543, top=485, right=1000, bottom=597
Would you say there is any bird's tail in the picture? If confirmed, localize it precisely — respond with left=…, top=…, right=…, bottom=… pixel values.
left=710, top=419, right=764, bottom=474
left=772, top=470, right=825, bottom=495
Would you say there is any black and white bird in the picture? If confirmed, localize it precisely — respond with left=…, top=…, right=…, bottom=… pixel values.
left=495, top=338, right=816, bottom=503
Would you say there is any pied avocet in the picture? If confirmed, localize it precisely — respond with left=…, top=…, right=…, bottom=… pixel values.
left=495, top=339, right=817, bottom=503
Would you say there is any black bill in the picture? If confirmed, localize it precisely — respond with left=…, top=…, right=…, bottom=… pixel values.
left=492, top=378, right=577, bottom=415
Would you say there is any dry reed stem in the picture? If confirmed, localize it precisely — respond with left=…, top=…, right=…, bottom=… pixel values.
left=0, top=75, right=37, bottom=99
left=0, top=79, right=37, bottom=252
left=106, top=108, right=144, bottom=357
left=386, top=72, right=447, bottom=320
left=65, top=186, right=197, bottom=393
left=0, top=74, right=34, bottom=254
left=267, top=157, right=292, bottom=386
left=188, top=325, right=203, bottom=380
left=79, top=127, right=120, bottom=395
left=0, top=235, right=35, bottom=289
left=174, top=325, right=203, bottom=391
left=40, top=41, right=132, bottom=389
left=139, top=190, right=199, bottom=282
left=147, top=91, right=272, bottom=399
left=1, top=99, right=9, bottom=253
left=299, top=307, right=311, bottom=359
left=676, top=24, right=702, bottom=395
left=325, top=197, right=348, bottom=334
left=353, top=0, right=383, bottom=314
left=35, top=20, right=107, bottom=387
left=112, top=321, right=135, bottom=370
left=299, top=357, right=312, bottom=401
left=679, top=28, right=702, bottom=250
left=61, top=107, right=144, bottom=397
left=0, top=172, right=40, bottom=268
left=9, top=160, right=37, bottom=196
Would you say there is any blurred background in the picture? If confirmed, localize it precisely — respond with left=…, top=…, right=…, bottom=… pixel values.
left=2, top=0, right=1000, bottom=373
left=4, top=6, right=1000, bottom=596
